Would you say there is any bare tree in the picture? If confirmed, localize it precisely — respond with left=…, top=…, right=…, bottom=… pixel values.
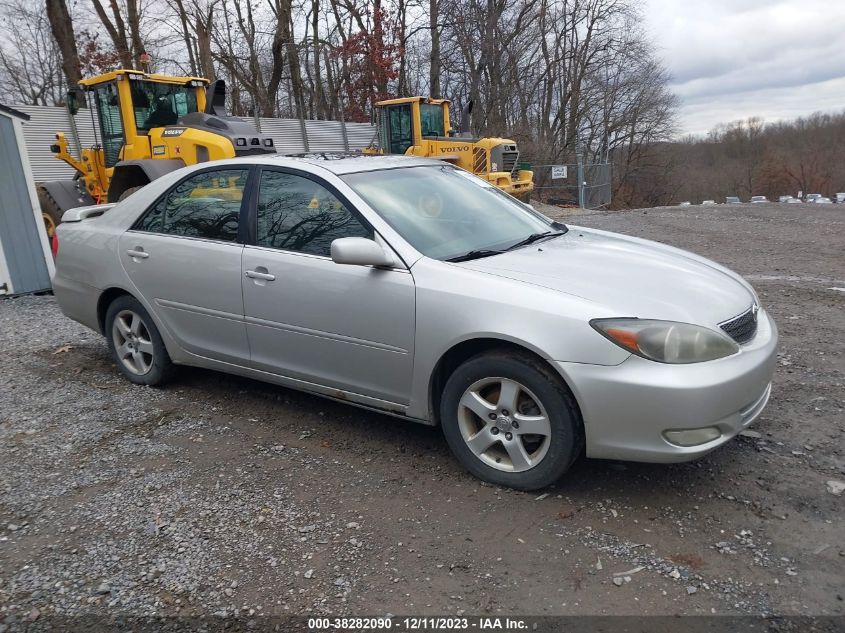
left=45, top=0, right=83, bottom=102
left=165, top=0, right=217, bottom=80
left=428, top=0, right=440, bottom=96
left=89, top=0, right=131, bottom=67
left=0, top=0, right=65, bottom=104
left=0, top=0, right=687, bottom=207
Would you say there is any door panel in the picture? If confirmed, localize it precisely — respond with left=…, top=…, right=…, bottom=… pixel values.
left=242, top=247, right=415, bottom=404
left=92, top=82, right=124, bottom=168
left=118, top=166, right=252, bottom=364
left=120, top=233, right=249, bottom=363
left=387, top=104, right=413, bottom=155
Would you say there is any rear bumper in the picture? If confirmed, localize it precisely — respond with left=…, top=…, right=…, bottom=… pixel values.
left=554, top=309, right=778, bottom=463
left=52, top=274, right=101, bottom=333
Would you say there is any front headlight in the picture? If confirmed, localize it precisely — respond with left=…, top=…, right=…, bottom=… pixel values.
left=590, top=318, right=739, bottom=364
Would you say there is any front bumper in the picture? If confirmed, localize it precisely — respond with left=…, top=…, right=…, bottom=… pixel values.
left=482, top=170, right=534, bottom=198
left=554, top=309, right=778, bottom=463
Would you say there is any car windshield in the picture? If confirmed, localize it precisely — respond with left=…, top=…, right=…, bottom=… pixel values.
left=342, top=165, right=561, bottom=261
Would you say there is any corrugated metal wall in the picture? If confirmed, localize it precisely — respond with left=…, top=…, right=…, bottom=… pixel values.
left=14, top=105, right=99, bottom=181
left=0, top=114, right=51, bottom=294
left=14, top=104, right=377, bottom=182
left=258, top=117, right=308, bottom=154
left=345, top=122, right=378, bottom=150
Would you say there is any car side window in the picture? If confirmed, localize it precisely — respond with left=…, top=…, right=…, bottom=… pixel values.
left=256, top=170, right=372, bottom=256
left=134, top=168, right=248, bottom=242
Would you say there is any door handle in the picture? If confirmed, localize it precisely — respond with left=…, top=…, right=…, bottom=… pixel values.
left=126, top=248, right=149, bottom=259
left=245, top=270, right=275, bottom=281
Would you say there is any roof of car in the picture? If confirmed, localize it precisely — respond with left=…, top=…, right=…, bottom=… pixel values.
left=242, top=152, right=444, bottom=175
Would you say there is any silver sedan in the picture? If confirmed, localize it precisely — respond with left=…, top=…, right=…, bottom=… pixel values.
left=53, top=155, right=778, bottom=490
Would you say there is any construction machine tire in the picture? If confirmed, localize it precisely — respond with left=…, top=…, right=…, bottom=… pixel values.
left=118, top=186, right=143, bottom=201
left=37, top=187, right=63, bottom=239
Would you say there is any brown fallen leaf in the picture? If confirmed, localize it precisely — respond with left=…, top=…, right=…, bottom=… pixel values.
left=557, top=509, right=575, bottom=520
left=53, top=345, right=73, bottom=354
left=670, top=553, right=705, bottom=570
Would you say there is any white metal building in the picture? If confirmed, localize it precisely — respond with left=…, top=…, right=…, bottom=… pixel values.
left=0, top=104, right=55, bottom=295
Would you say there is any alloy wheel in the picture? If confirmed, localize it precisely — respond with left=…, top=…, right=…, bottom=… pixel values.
left=457, top=377, right=552, bottom=472
left=111, top=309, right=154, bottom=375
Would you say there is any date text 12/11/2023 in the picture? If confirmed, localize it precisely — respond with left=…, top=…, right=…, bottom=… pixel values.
left=308, top=616, right=529, bottom=630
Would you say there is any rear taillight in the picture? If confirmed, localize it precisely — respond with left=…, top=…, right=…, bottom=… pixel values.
left=51, top=233, right=59, bottom=258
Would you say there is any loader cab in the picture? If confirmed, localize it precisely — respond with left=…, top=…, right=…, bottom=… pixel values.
left=376, top=97, right=452, bottom=155
left=46, top=69, right=276, bottom=218
left=80, top=70, right=209, bottom=167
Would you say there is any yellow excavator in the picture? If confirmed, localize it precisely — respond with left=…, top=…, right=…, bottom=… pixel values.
left=39, top=69, right=276, bottom=235
left=364, top=96, right=533, bottom=201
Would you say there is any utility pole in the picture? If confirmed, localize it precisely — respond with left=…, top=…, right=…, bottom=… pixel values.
left=576, top=142, right=585, bottom=209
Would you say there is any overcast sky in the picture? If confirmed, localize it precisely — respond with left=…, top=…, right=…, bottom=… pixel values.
left=645, top=0, right=845, bottom=136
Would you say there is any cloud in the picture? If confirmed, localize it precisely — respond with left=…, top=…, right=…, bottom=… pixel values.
left=678, top=76, right=845, bottom=135
left=645, top=0, right=845, bottom=135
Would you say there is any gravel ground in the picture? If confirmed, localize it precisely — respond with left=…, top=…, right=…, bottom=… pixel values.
left=0, top=202, right=843, bottom=630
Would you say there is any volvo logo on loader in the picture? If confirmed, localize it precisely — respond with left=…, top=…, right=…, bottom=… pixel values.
left=441, top=145, right=470, bottom=153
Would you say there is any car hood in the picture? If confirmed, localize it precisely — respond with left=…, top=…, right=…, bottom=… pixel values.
left=458, top=227, right=755, bottom=326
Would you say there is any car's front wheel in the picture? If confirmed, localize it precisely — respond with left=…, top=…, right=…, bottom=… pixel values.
left=440, top=351, right=583, bottom=490
left=105, top=295, right=174, bottom=386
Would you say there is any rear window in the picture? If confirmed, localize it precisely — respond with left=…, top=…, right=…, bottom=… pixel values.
left=133, top=168, right=247, bottom=242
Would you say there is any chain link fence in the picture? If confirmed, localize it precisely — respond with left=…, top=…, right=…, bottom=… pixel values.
left=530, top=161, right=612, bottom=209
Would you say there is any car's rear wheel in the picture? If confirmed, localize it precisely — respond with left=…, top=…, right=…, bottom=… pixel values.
left=105, top=295, right=173, bottom=386
left=440, top=350, right=582, bottom=490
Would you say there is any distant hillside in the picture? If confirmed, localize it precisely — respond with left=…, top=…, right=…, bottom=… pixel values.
left=613, top=111, right=845, bottom=208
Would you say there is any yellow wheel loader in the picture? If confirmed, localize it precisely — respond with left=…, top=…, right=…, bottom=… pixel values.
left=364, top=96, right=533, bottom=201
left=40, top=70, right=276, bottom=234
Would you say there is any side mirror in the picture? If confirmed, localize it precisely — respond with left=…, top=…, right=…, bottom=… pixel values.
left=331, top=237, right=396, bottom=268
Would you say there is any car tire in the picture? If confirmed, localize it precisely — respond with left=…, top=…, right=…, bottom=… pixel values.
left=37, top=187, right=63, bottom=239
left=440, top=350, right=583, bottom=490
left=105, top=295, right=174, bottom=386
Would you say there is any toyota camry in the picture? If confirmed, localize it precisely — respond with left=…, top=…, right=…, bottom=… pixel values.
left=52, top=155, right=778, bottom=490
